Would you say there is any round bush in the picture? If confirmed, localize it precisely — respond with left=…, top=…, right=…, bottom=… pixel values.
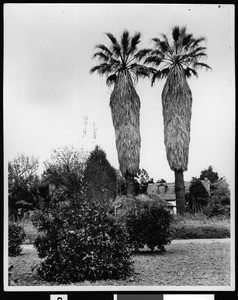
left=9, top=222, right=26, bottom=256
left=116, top=195, right=173, bottom=252
left=33, top=196, right=133, bottom=283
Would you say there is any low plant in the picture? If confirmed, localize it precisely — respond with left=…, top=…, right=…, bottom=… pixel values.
left=172, top=223, right=230, bottom=239
left=117, top=195, right=173, bottom=252
left=171, top=212, right=230, bottom=239
left=9, top=222, right=26, bottom=256
left=33, top=193, right=132, bottom=284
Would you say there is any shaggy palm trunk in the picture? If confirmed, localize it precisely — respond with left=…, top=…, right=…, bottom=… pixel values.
left=110, top=71, right=141, bottom=196
left=174, top=169, right=186, bottom=214
left=162, top=65, right=192, bottom=214
left=125, top=171, right=136, bottom=196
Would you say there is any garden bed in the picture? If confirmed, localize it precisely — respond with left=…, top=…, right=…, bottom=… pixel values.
left=8, top=239, right=230, bottom=286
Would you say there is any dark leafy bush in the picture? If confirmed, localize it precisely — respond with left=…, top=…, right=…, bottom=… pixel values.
left=204, top=179, right=231, bottom=217
left=186, top=179, right=209, bottom=213
left=84, top=145, right=118, bottom=204
left=9, top=222, right=26, bottom=256
left=33, top=194, right=132, bottom=284
left=115, top=195, right=173, bottom=252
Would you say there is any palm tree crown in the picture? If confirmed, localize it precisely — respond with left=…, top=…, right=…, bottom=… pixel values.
left=138, top=26, right=211, bottom=85
left=90, top=30, right=151, bottom=85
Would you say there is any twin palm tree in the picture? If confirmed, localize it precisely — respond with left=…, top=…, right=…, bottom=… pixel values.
left=90, top=30, right=151, bottom=195
left=90, top=27, right=211, bottom=212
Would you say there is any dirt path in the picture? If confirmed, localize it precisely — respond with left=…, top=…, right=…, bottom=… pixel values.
left=21, top=238, right=231, bottom=251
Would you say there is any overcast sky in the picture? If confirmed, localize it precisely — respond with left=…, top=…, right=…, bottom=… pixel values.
left=4, top=4, right=235, bottom=187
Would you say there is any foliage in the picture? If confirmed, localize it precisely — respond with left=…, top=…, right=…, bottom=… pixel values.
left=116, top=195, right=173, bottom=252
left=42, top=145, right=88, bottom=196
left=33, top=192, right=132, bottom=283
left=172, top=223, right=230, bottom=239
left=204, top=179, right=230, bottom=217
left=186, top=179, right=209, bottom=213
left=84, top=145, right=118, bottom=204
left=171, top=212, right=230, bottom=239
left=90, top=30, right=151, bottom=86
left=156, top=179, right=166, bottom=183
left=115, top=170, right=127, bottom=196
left=8, top=154, right=40, bottom=220
left=9, top=222, right=26, bottom=256
left=134, top=168, right=153, bottom=194
left=200, top=165, right=219, bottom=184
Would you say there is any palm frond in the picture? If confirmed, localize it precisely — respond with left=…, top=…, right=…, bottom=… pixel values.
left=90, top=63, right=112, bottom=75
left=182, top=46, right=207, bottom=59
left=190, top=37, right=206, bottom=49
left=121, top=30, right=130, bottom=57
left=161, top=33, right=169, bottom=44
left=184, top=67, right=198, bottom=78
left=92, top=51, right=110, bottom=62
left=95, top=44, right=113, bottom=56
left=160, top=40, right=169, bottom=52
left=134, top=48, right=152, bottom=61
left=130, top=32, right=141, bottom=54
left=151, top=68, right=170, bottom=85
left=144, top=55, right=163, bottom=67
left=172, top=26, right=180, bottom=42
left=106, top=74, right=117, bottom=86
left=105, top=32, right=121, bottom=58
left=182, top=34, right=193, bottom=47
left=130, top=63, right=152, bottom=79
left=105, top=32, right=118, bottom=45
left=193, top=62, right=211, bottom=70
left=150, top=49, right=165, bottom=58
left=179, top=26, right=187, bottom=38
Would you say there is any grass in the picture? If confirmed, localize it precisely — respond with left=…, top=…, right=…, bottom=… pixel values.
left=171, top=213, right=230, bottom=239
left=8, top=239, right=230, bottom=286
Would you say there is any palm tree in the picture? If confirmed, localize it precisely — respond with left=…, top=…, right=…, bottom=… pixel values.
left=90, top=30, right=151, bottom=196
left=139, top=26, right=211, bottom=214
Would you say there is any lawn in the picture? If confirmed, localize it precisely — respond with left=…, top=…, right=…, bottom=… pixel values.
left=8, top=239, right=230, bottom=287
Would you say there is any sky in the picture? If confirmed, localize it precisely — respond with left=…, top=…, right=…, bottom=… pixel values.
left=4, top=4, right=235, bottom=187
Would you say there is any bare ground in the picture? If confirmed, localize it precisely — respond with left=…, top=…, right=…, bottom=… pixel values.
left=8, top=239, right=230, bottom=287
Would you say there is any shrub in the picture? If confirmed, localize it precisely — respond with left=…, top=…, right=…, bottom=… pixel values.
left=116, top=195, right=173, bottom=252
left=84, top=145, right=118, bottom=204
left=8, top=154, right=40, bottom=220
left=172, top=223, right=230, bottom=239
left=9, top=222, right=26, bottom=256
left=33, top=194, right=132, bottom=283
left=171, top=212, right=230, bottom=239
left=186, top=179, right=209, bottom=213
left=204, top=179, right=231, bottom=217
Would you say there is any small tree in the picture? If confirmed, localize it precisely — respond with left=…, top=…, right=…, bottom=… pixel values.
left=200, top=166, right=219, bottom=184
left=186, top=179, right=209, bottom=213
left=8, top=154, right=40, bottom=220
left=134, top=168, right=153, bottom=194
left=42, top=145, right=87, bottom=196
left=205, top=178, right=230, bottom=216
left=84, top=146, right=118, bottom=205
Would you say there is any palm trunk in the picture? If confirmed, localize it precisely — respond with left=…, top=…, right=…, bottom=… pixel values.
left=125, top=171, right=136, bottom=196
left=174, top=169, right=186, bottom=214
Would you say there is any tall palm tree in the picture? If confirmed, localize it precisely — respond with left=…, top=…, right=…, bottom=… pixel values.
left=90, top=30, right=151, bottom=196
left=139, top=26, right=211, bottom=213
